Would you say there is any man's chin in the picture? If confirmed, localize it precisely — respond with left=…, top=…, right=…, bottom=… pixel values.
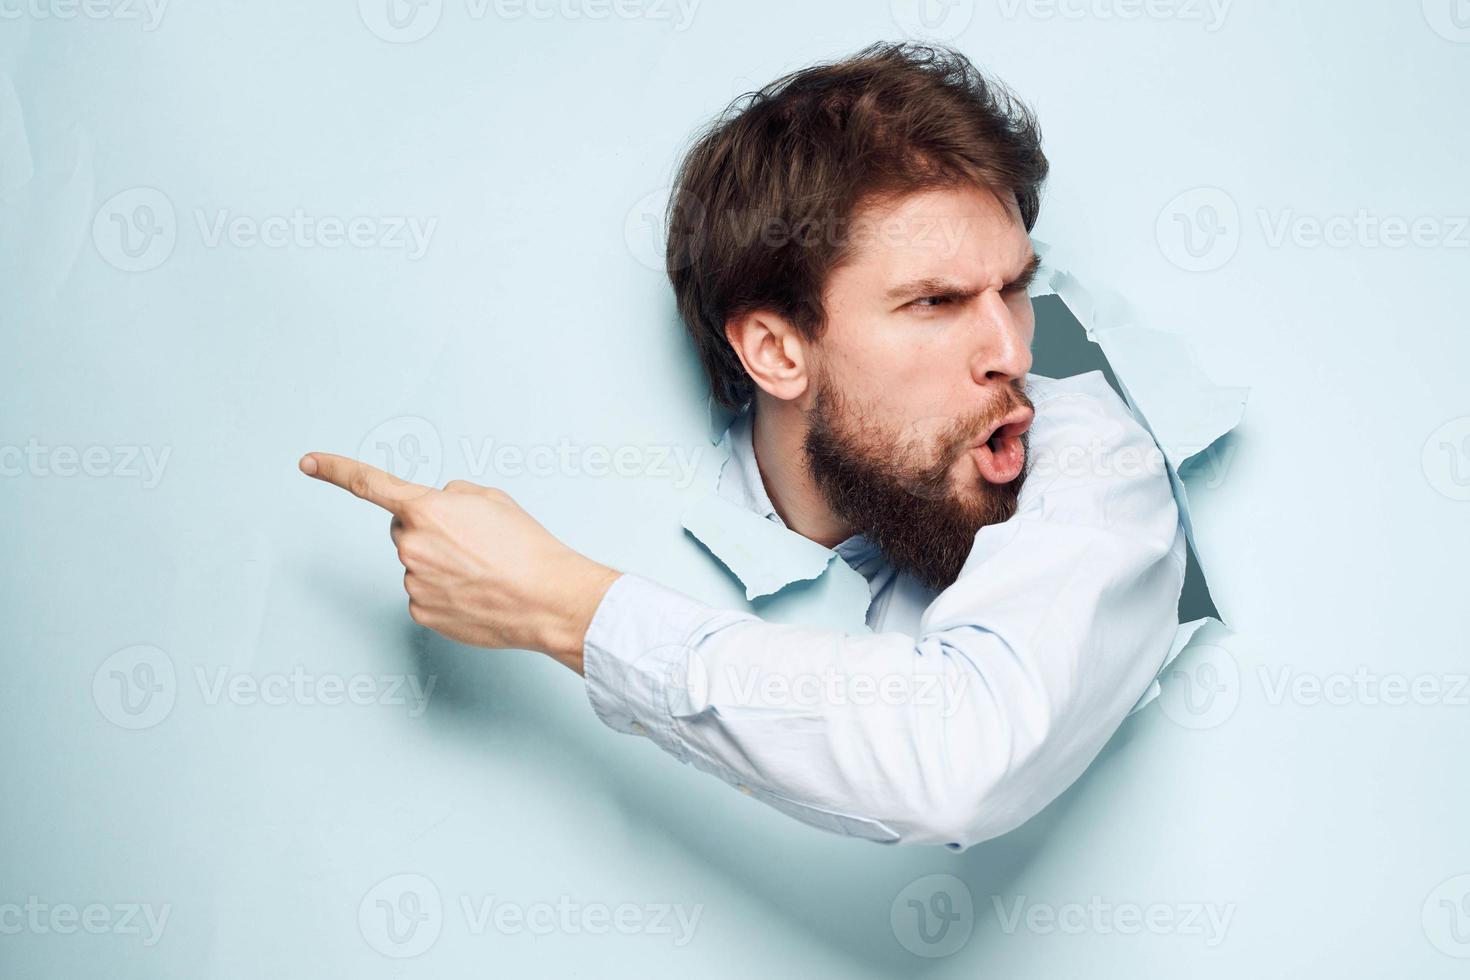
left=955, top=459, right=1021, bottom=504
left=801, top=378, right=1028, bottom=591
left=868, top=479, right=1023, bottom=592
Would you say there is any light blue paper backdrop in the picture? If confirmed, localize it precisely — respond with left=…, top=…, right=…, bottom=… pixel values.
left=2, top=2, right=1468, bottom=976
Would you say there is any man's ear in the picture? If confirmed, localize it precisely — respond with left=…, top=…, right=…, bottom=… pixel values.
left=724, top=310, right=811, bottom=403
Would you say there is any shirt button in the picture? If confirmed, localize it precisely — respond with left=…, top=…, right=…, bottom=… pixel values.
left=736, top=783, right=753, bottom=795
left=629, top=721, right=646, bottom=735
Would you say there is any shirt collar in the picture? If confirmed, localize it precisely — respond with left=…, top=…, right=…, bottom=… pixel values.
left=713, top=406, right=886, bottom=571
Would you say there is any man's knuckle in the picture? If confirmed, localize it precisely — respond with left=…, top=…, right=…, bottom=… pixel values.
left=348, top=471, right=373, bottom=499
left=399, top=492, right=429, bottom=520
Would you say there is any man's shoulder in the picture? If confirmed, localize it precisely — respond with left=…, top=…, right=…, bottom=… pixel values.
left=1025, top=370, right=1128, bottom=415
left=1024, top=370, right=1144, bottom=444
left=1019, top=370, right=1177, bottom=518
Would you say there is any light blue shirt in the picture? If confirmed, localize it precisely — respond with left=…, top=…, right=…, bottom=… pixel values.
left=581, top=371, right=1187, bottom=850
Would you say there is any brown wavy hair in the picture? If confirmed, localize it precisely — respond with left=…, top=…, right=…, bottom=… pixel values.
left=666, top=41, right=1049, bottom=411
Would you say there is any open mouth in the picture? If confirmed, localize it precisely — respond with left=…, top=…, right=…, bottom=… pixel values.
left=968, top=405, right=1035, bottom=485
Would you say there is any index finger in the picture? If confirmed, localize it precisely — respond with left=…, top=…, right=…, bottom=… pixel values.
left=298, top=452, right=433, bottom=513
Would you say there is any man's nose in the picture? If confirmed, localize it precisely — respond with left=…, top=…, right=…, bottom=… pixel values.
left=969, top=294, right=1033, bottom=386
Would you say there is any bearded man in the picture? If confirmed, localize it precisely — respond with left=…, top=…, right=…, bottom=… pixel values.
left=300, top=41, right=1186, bottom=850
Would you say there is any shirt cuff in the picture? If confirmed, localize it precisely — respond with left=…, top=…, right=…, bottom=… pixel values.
left=581, top=572, right=717, bottom=764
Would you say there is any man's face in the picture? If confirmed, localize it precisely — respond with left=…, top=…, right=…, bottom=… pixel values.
left=801, top=182, right=1038, bottom=591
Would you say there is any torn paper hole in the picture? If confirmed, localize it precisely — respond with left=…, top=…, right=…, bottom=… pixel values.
left=682, top=239, right=1245, bottom=713
left=0, top=71, right=93, bottom=302
left=1028, top=240, right=1246, bottom=711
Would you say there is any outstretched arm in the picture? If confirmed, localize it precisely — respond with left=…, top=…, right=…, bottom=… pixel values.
left=296, top=456, right=623, bottom=670
left=300, top=379, right=1185, bottom=850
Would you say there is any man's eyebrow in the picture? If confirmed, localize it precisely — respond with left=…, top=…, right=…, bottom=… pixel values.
left=883, top=277, right=978, bottom=302
left=1009, top=251, right=1043, bottom=291
left=883, top=251, right=1043, bottom=302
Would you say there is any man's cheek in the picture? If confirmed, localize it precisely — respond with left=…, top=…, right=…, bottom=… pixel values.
left=897, top=412, right=960, bottom=460
left=897, top=421, right=932, bottom=459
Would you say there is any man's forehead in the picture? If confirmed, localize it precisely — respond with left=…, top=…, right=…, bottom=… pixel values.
left=836, top=184, right=1031, bottom=281
left=854, top=182, right=1022, bottom=226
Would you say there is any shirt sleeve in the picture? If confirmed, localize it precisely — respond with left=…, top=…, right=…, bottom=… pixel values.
left=582, top=378, right=1187, bottom=850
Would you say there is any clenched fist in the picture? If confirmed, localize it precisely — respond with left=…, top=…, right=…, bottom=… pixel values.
left=298, top=452, right=622, bottom=673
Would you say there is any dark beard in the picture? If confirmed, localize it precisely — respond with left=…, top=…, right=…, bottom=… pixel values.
left=801, top=377, right=1032, bottom=592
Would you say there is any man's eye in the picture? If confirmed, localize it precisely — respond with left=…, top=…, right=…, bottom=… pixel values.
left=909, top=295, right=953, bottom=309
